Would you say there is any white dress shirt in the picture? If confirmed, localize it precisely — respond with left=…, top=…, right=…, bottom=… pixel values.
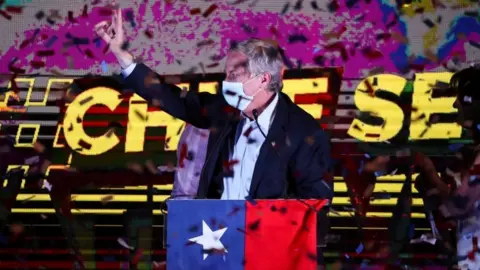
left=122, top=63, right=137, bottom=77
left=221, top=94, right=278, bottom=200
left=122, top=63, right=279, bottom=200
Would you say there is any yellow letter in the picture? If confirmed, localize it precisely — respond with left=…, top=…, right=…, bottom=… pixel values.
left=348, top=74, right=406, bottom=142
left=126, top=94, right=185, bottom=152
left=63, top=87, right=122, bottom=155
left=410, top=72, right=461, bottom=139
left=283, top=77, right=328, bottom=120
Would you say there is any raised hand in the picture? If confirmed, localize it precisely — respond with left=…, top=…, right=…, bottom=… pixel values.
left=94, top=8, right=124, bottom=54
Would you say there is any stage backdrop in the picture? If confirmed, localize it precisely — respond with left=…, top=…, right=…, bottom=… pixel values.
left=0, top=0, right=479, bottom=78
left=0, top=0, right=478, bottom=222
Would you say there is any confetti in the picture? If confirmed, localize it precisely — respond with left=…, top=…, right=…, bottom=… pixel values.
left=117, top=238, right=134, bottom=250
left=30, top=60, right=45, bottom=69
left=98, top=7, right=114, bottom=16
left=203, top=4, right=217, bottom=17
left=288, top=34, right=308, bottom=44
left=45, top=35, right=58, bottom=48
left=280, top=2, right=290, bottom=15
left=68, top=11, right=77, bottom=23
left=121, top=41, right=130, bottom=51
left=35, top=10, right=45, bottom=20
left=327, top=0, right=339, bottom=12
left=190, top=8, right=201, bottom=15
left=33, top=142, right=45, bottom=153
left=423, top=18, right=435, bottom=28
left=355, top=243, right=364, bottom=253
left=10, top=223, right=24, bottom=236
left=144, top=29, right=154, bottom=39
left=132, top=248, right=144, bottom=264
left=410, top=233, right=437, bottom=245
left=5, top=6, right=22, bottom=13
left=36, top=50, right=55, bottom=57
left=101, top=195, right=114, bottom=204
left=0, top=10, right=12, bottom=20
left=125, top=10, right=136, bottom=27
left=128, top=163, right=144, bottom=174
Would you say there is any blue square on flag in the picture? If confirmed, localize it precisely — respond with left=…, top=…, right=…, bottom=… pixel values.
left=167, top=200, right=246, bottom=270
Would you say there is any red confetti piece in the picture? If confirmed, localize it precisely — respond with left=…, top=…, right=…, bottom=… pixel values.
left=19, top=39, right=31, bottom=49
left=84, top=49, right=95, bottom=59
left=363, top=79, right=375, bottom=97
left=49, top=68, right=65, bottom=76
left=325, top=42, right=348, bottom=61
left=68, top=11, right=77, bottom=23
left=144, top=29, right=154, bottom=39
left=206, top=63, right=219, bottom=68
left=30, top=60, right=46, bottom=69
left=243, top=126, right=254, bottom=138
left=5, top=6, right=23, bottom=13
left=467, top=250, right=476, bottom=261
left=223, top=160, right=239, bottom=171
left=408, top=63, right=426, bottom=72
left=361, top=48, right=384, bottom=59
left=190, top=8, right=201, bottom=15
left=36, top=50, right=55, bottom=57
left=222, top=106, right=236, bottom=114
left=178, top=143, right=188, bottom=168
left=103, top=43, right=110, bottom=54
left=202, top=4, right=217, bottom=17
left=82, top=4, right=88, bottom=17
left=8, top=65, right=25, bottom=74
left=197, top=39, right=215, bottom=47
left=98, top=7, right=114, bottom=16
left=132, top=248, right=144, bottom=264
left=0, top=10, right=12, bottom=20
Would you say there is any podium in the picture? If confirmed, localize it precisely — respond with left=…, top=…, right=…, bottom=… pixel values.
left=166, top=199, right=328, bottom=270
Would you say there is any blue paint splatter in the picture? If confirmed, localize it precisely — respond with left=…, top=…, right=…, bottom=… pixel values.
left=101, top=60, right=108, bottom=73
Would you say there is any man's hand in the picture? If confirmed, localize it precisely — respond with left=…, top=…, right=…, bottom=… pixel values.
left=94, top=8, right=134, bottom=69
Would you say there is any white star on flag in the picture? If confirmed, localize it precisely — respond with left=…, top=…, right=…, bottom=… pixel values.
left=188, top=220, right=228, bottom=260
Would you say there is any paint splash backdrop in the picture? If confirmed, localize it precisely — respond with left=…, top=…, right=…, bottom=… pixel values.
left=0, top=0, right=479, bottom=77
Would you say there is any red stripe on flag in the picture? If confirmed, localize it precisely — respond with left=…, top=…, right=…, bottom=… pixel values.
left=244, top=199, right=328, bottom=270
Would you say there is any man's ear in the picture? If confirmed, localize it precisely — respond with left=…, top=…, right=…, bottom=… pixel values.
left=262, top=73, right=272, bottom=84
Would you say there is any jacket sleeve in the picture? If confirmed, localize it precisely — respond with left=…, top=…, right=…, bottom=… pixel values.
left=122, top=63, right=221, bottom=129
left=290, top=129, right=334, bottom=200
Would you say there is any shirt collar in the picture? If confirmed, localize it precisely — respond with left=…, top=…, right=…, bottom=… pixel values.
left=242, top=93, right=279, bottom=131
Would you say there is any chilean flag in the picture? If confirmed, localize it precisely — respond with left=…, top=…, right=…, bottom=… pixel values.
left=166, top=199, right=328, bottom=270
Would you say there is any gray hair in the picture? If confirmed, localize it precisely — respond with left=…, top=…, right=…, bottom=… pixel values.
left=230, top=38, right=285, bottom=92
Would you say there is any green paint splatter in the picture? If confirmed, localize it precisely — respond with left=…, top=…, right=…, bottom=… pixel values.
left=1, top=0, right=33, bottom=8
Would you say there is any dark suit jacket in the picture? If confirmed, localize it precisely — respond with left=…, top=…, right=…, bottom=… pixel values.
left=123, top=63, right=334, bottom=200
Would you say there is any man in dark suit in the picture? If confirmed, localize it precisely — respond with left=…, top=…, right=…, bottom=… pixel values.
left=95, top=9, right=334, bottom=202
left=95, top=9, right=333, bottom=267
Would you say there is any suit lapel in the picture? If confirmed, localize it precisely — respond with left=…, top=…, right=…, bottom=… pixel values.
left=198, top=112, right=239, bottom=198
left=249, top=94, right=289, bottom=197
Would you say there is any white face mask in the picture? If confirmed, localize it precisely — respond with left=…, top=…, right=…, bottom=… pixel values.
left=222, top=76, right=261, bottom=111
